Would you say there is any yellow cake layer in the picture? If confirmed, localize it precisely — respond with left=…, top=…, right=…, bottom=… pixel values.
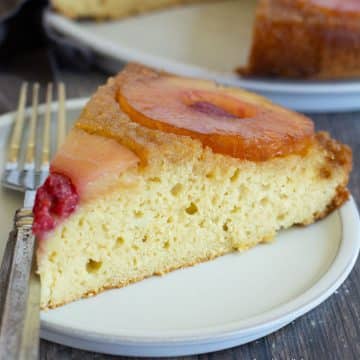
left=38, top=130, right=350, bottom=309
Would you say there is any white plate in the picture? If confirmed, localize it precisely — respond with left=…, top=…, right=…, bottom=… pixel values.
left=0, top=99, right=359, bottom=357
left=44, top=2, right=360, bottom=113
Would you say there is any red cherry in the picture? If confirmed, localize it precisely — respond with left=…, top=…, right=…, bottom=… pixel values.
left=32, top=173, right=79, bottom=238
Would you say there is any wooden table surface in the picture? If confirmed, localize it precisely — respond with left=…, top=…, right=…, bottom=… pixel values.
left=0, top=17, right=359, bottom=359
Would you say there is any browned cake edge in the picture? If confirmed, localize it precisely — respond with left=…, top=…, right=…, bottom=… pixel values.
left=304, top=131, right=352, bottom=223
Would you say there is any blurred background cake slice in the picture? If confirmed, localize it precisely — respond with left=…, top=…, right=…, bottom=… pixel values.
left=240, top=0, right=360, bottom=78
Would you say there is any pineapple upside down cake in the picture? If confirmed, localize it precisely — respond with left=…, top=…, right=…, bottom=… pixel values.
left=33, top=64, right=352, bottom=309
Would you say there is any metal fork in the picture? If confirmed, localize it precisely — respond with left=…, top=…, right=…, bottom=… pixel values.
left=0, top=82, right=67, bottom=359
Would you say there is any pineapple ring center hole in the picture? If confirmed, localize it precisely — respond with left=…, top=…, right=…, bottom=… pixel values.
left=182, top=88, right=256, bottom=119
left=186, top=100, right=256, bottom=119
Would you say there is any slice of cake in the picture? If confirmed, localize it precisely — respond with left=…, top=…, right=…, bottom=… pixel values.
left=33, top=64, right=352, bottom=309
left=239, top=0, right=360, bottom=79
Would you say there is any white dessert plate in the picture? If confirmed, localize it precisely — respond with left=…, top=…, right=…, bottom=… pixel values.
left=43, top=2, right=360, bottom=113
left=0, top=99, right=359, bottom=357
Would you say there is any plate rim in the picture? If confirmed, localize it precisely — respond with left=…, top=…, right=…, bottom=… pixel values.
left=43, top=8, right=360, bottom=95
left=1, top=98, right=359, bottom=346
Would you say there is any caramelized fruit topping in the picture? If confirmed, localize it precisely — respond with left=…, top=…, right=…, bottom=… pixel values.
left=33, top=129, right=140, bottom=238
left=117, top=71, right=314, bottom=161
left=51, top=128, right=140, bottom=199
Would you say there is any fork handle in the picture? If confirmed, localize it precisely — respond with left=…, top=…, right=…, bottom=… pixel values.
left=0, top=209, right=40, bottom=360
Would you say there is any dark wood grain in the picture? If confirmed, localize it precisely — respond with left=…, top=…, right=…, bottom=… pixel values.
left=0, top=45, right=359, bottom=360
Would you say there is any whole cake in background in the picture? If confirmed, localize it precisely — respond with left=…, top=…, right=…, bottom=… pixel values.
left=239, top=0, right=360, bottom=79
left=33, top=63, right=352, bottom=309
left=51, top=0, right=360, bottom=79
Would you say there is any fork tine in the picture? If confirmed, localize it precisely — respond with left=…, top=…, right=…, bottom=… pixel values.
left=41, top=83, right=52, bottom=170
left=7, top=83, right=28, bottom=167
left=25, top=83, right=39, bottom=169
left=22, top=84, right=40, bottom=190
left=57, top=82, right=66, bottom=149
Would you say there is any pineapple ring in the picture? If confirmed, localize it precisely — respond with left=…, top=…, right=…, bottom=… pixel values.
left=117, top=70, right=314, bottom=161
